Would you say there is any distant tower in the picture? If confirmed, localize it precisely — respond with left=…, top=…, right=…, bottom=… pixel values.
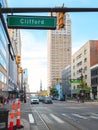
left=47, top=11, right=72, bottom=90
left=40, top=80, right=42, bottom=92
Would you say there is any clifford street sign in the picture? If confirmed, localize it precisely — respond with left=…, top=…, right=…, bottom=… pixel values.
left=7, top=15, right=57, bottom=29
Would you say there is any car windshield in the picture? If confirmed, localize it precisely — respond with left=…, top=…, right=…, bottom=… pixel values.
left=32, top=96, right=38, bottom=99
left=45, top=97, right=51, bottom=100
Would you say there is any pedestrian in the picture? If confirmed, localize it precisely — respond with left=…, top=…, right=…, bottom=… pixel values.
left=77, top=96, right=80, bottom=103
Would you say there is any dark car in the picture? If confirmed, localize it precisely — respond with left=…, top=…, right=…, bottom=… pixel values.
left=39, top=96, right=45, bottom=102
left=43, top=96, right=53, bottom=104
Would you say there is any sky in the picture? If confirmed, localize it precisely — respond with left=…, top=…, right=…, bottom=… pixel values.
left=8, top=0, right=98, bottom=92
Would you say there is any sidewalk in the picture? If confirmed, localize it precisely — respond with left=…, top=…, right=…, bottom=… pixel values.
left=66, top=99, right=98, bottom=105
left=3, top=101, right=31, bottom=130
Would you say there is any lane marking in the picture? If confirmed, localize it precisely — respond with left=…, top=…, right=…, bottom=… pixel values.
left=28, top=114, right=34, bottom=123
left=72, top=114, right=88, bottom=119
left=50, top=114, right=64, bottom=123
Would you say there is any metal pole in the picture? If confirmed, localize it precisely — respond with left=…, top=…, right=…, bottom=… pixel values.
left=1, top=7, right=98, bottom=13
left=24, top=82, right=26, bottom=103
left=80, top=68, right=85, bottom=103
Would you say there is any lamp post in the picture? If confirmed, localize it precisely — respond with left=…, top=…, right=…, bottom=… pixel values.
left=23, top=71, right=26, bottom=103
left=24, top=81, right=26, bottom=103
left=79, top=68, right=85, bottom=102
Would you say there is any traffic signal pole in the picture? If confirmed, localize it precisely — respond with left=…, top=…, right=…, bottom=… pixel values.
left=1, top=5, right=98, bottom=54
left=1, top=7, right=98, bottom=13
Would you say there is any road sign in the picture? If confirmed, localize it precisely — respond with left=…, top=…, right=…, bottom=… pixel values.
left=69, top=79, right=81, bottom=84
left=7, top=15, right=57, bottom=29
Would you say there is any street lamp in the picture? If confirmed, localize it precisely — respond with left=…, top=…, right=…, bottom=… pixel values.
left=79, top=68, right=85, bottom=102
left=23, top=71, right=26, bottom=103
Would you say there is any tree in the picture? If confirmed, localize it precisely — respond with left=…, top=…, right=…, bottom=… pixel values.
left=77, top=77, right=91, bottom=102
left=77, top=77, right=91, bottom=92
left=50, top=87, right=58, bottom=98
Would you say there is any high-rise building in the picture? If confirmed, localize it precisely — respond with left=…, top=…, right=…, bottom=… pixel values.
left=8, top=29, right=21, bottom=91
left=47, top=12, right=72, bottom=90
left=0, top=0, right=9, bottom=95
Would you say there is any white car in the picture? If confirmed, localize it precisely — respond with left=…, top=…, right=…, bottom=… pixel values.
left=30, top=96, right=39, bottom=104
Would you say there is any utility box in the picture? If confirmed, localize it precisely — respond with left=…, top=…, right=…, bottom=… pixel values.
left=0, top=108, right=9, bottom=130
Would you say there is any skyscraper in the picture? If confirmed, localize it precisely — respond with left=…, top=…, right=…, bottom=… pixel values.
left=47, top=12, right=72, bottom=90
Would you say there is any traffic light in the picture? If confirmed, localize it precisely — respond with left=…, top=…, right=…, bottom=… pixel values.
left=18, top=67, right=23, bottom=73
left=58, top=12, right=65, bottom=30
left=16, top=55, right=21, bottom=64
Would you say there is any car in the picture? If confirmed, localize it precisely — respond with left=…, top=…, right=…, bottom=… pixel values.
left=39, top=96, right=45, bottom=102
left=43, top=96, right=53, bottom=104
left=30, top=96, right=39, bottom=104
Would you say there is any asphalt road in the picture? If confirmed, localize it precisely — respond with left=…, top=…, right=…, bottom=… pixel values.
left=29, top=100, right=98, bottom=130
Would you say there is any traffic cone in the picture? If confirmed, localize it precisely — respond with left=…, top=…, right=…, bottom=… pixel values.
left=8, top=102, right=16, bottom=130
left=16, top=100, right=24, bottom=129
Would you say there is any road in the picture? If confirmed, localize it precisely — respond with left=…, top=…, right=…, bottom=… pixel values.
left=27, top=100, right=98, bottom=130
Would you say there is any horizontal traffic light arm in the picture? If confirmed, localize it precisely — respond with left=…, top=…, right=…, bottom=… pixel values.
left=1, top=6, right=98, bottom=13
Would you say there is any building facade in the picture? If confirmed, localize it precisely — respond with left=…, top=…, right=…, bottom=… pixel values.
left=8, top=29, right=21, bottom=92
left=91, top=64, right=98, bottom=99
left=62, top=65, right=71, bottom=98
left=71, top=40, right=98, bottom=99
left=47, top=12, right=72, bottom=91
left=0, top=0, right=9, bottom=97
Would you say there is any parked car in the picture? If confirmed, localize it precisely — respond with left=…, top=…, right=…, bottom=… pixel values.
left=30, top=96, right=39, bottom=104
left=43, top=96, right=53, bottom=104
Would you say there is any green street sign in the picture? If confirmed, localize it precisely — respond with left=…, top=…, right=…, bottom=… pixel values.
left=70, top=79, right=81, bottom=84
left=7, top=15, right=57, bottom=29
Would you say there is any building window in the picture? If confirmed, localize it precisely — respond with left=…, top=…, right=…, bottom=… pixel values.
left=73, top=65, right=75, bottom=69
left=85, top=75, right=87, bottom=79
left=84, top=50, right=87, bottom=55
left=84, top=58, right=87, bottom=62
left=0, top=71, right=7, bottom=84
left=76, top=54, right=82, bottom=60
left=84, top=66, right=87, bottom=71
left=73, top=59, right=75, bottom=63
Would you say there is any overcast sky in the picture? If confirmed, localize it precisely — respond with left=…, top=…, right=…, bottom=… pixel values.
left=8, top=0, right=98, bottom=92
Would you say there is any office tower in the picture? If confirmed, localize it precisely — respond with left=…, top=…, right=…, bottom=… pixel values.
left=47, top=12, right=72, bottom=90
left=0, top=0, right=8, bottom=94
left=8, top=29, right=21, bottom=91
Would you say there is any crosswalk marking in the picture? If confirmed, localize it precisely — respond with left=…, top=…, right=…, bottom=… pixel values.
left=41, top=114, right=53, bottom=124
left=90, top=116, right=98, bottom=119
left=28, top=114, right=34, bottom=123
left=62, top=113, right=73, bottom=119
left=29, top=112, right=98, bottom=125
left=91, top=113, right=98, bottom=116
left=50, top=114, right=64, bottom=123
left=72, top=114, right=88, bottom=119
